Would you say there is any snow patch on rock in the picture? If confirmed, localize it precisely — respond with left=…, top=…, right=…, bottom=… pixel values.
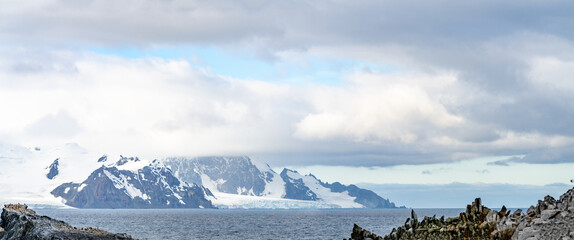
left=103, top=169, right=149, bottom=200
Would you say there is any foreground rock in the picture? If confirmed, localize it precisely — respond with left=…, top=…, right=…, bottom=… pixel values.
left=349, top=198, right=516, bottom=240
left=0, top=204, right=135, bottom=239
left=514, top=188, right=574, bottom=239
left=348, top=187, right=574, bottom=240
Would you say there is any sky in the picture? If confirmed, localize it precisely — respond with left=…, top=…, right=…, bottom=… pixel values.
left=1, top=0, right=574, bottom=207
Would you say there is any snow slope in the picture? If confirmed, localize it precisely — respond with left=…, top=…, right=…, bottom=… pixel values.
left=284, top=170, right=362, bottom=208
left=0, top=142, right=105, bottom=207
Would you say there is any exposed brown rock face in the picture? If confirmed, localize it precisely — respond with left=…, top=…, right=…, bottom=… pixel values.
left=348, top=187, right=574, bottom=240
left=0, top=204, right=135, bottom=240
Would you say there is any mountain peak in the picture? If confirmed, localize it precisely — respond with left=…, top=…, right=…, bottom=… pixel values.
left=51, top=159, right=215, bottom=209
left=106, top=155, right=150, bottom=171
left=116, top=155, right=140, bottom=166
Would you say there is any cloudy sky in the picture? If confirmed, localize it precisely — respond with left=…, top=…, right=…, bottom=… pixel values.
left=1, top=0, right=574, bottom=207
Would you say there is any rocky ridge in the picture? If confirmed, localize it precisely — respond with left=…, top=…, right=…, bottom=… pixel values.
left=164, top=156, right=272, bottom=196
left=0, top=204, right=134, bottom=239
left=165, top=156, right=397, bottom=208
left=52, top=159, right=215, bottom=209
left=349, top=187, right=574, bottom=240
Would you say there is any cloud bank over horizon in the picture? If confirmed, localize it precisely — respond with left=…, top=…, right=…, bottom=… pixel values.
left=2, top=0, right=574, bottom=172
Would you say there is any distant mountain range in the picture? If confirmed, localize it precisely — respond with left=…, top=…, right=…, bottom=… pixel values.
left=0, top=142, right=398, bottom=209
left=164, top=156, right=397, bottom=208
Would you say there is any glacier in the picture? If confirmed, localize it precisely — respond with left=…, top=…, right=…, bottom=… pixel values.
left=164, top=156, right=397, bottom=209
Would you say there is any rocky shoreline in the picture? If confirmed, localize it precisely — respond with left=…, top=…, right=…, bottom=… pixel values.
left=348, top=187, right=574, bottom=240
left=0, top=204, right=135, bottom=240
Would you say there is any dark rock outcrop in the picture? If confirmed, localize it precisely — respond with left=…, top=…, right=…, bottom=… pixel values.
left=0, top=204, right=134, bottom=239
left=349, top=187, right=574, bottom=240
left=45, top=158, right=59, bottom=180
left=115, top=155, right=139, bottom=166
left=280, top=169, right=319, bottom=201
left=350, top=224, right=383, bottom=240
left=98, top=155, right=108, bottom=163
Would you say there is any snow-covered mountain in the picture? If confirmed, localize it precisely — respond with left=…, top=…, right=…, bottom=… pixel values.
left=0, top=142, right=397, bottom=209
left=163, top=156, right=283, bottom=197
left=0, top=143, right=215, bottom=209
left=0, top=142, right=107, bottom=207
left=51, top=157, right=214, bottom=208
left=164, top=156, right=397, bottom=208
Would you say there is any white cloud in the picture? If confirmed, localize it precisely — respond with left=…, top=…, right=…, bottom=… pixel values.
left=295, top=72, right=462, bottom=144
left=2, top=47, right=574, bottom=168
left=0, top=50, right=308, bottom=158
left=528, top=56, right=574, bottom=91
left=2, top=0, right=574, bottom=169
left=26, top=110, right=82, bottom=138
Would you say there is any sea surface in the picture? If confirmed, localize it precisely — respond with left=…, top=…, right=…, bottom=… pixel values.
left=37, top=208, right=464, bottom=240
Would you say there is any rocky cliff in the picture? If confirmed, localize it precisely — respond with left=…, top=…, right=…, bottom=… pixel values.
left=0, top=204, right=134, bottom=239
left=164, top=156, right=273, bottom=196
left=348, top=187, right=574, bottom=240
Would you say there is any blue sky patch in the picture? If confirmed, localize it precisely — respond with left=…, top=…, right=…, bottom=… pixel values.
left=90, top=45, right=396, bottom=86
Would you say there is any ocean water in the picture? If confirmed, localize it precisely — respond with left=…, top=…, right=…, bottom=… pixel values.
left=37, top=208, right=463, bottom=240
